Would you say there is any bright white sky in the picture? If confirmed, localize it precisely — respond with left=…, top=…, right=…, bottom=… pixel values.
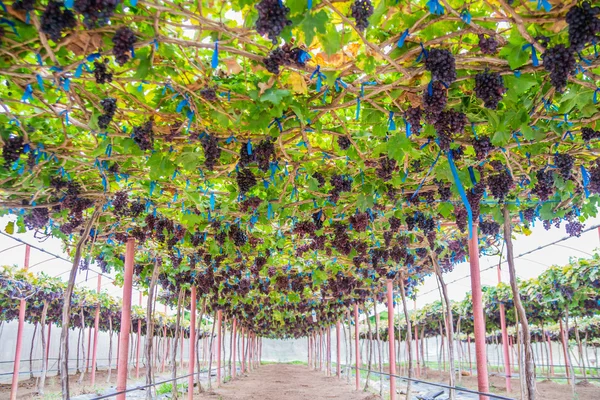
left=1, top=214, right=599, bottom=314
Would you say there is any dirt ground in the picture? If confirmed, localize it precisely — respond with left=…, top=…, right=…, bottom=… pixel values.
left=0, top=367, right=147, bottom=399
left=194, top=364, right=380, bottom=400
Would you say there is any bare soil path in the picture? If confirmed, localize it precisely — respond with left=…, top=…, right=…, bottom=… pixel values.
left=195, top=364, right=380, bottom=400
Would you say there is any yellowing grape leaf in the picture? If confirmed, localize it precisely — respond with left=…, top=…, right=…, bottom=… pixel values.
left=223, top=57, right=242, bottom=75
left=288, top=72, right=307, bottom=94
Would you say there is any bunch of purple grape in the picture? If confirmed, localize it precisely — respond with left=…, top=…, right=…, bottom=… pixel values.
left=93, top=59, right=113, bottom=84
left=74, top=0, right=119, bottom=29
left=351, top=0, right=374, bottom=32
left=201, top=134, right=221, bottom=170
left=112, top=27, right=136, bottom=66
left=98, top=97, right=117, bottom=129
left=132, top=120, right=154, bottom=151
left=40, top=1, right=77, bottom=42
left=255, top=0, right=292, bottom=44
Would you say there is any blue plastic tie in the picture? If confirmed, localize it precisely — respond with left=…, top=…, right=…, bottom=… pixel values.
left=522, top=43, right=539, bottom=67
left=397, top=29, right=409, bottom=48
left=460, top=9, right=472, bottom=24
left=388, top=111, right=396, bottom=131
left=427, top=0, right=445, bottom=15
left=211, top=40, right=219, bottom=69
left=447, top=150, right=473, bottom=239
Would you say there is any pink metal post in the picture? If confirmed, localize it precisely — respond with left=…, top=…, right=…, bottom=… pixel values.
left=354, top=303, right=360, bottom=390
left=232, top=318, right=237, bottom=378
left=319, top=330, right=323, bottom=371
left=10, top=245, right=30, bottom=400
left=188, top=286, right=197, bottom=400
left=91, top=274, right=102, bottom=386
left=180, top=326, right=184, bottom=369
left=336, top=321, right=341, bottom=378
left=326, top=326, right=331, bottom=376
left=241, top=327, right=245, bottom=373
left=217, top=310, right=222, bottom=385
left=135, top=292, right=142, bottom=378
left=414, top=323, right=420, bottom=378
left=546, top=332, right=554, bottom=375
left=161, top=325, right=167, bottom=373
left=468, top=231, right=490, bottom=398
left=86, top=325, right=92, bottom=373
left=116, top=237, right=136, bottom=400
left=387, top=279, right=397, bottom=400
left=497, top=264, right=512, bottom=392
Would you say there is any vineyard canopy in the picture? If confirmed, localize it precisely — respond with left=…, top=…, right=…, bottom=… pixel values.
left=1, top=0, right=600, bottom=338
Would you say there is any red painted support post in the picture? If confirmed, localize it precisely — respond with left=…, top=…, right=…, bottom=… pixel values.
left=180, top=326, right=184, bottom=369
left=336, top=321, right=341, bottom=378
left=45, top=324, right=51, bottom=370
left=241, top=327, right=245, bottom=374
left=354, top=303, right=360, bottom=390
left=546, top=332, right=554, bottom=375
left=188, top=287, right=197, bottom=400
left=327, top=326, right=331, bottom=376
left=232, top=318, right=237, bottom=379
left=91, top=274, right=102, bottom=386
left=387, top=279, right=397, bottom=400
left=497, top=264, right=512, bottom=393
left=116, top=237, right=136, bottom=400
left=468, top=335, right=473, bottom=374
left=10, top=245, right=30, bottom=400
left=467, top=231, right=490, bottom=398
left=559, top=319, right=570, bottom=378
left=217, top=310, right=222, bottom=386
left=135, top=292, right=142, bottom=378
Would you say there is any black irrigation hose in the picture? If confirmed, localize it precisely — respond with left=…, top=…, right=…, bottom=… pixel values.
left=354, top=366, right=516, bottom=400
left=87, top=363, right=234, bottom=400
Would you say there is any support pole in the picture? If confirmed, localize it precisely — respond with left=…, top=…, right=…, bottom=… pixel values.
left=232, top=318, right=237, bottom=379
left=387, top=279, right=397, bottom=400
left=546, top=332, right=554, bottom=376
left=135, top=292, right=142, bottom=378
left=241, top=327, right=245, bottom=374
left=327, top=326, right=331, bottom=376
left=336, top=321, right=341, bottom=378
left=91, top=274, right=102, bottom=386
left=217, top=309, right=222, bottom=386
left=354, top=303, right=360, bottom=391
left=9, top=245, right=30, bottom=400
left=467, top=231, right=490, bottom=398
left=497, top=264, right=512, bottom=393
left=46, top=324, right=51, bottom=370
left=116, top=238, right=136, bottom=400
left=560, top=319, right=570, bottom=378
left=188, top=287, right=197, bottom=400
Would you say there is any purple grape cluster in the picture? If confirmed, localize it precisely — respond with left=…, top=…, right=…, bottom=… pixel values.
left=554, top=153, right=574, bottom=180
left=486, top=166, right=514, bottom=202
left=239, top=141, right=253, bottom=166
left=474, top=70, right=506, bottom=109
left=434, top=179, right=451, bottom=201
left=2, top=135, right=25, bottom=167
left=434, top=109, right=467, bottom=151
left=523, top=207, right=535, bottom=223
left=132, top=120, right=153, bottom=151
left=255, top=0, right=292, bottom=44
left=565, top=1, right=600, bottom=52
left=200, top=86, right=217, bottom=101
left=425, top=48, right=456, bottom=85
left=229, top=225, right=248, bottom=246
left=255, top=139, right=276, bottom=171
left=112, top=191, right=129, bottom=216
left=376, top=156, right=397, bottom=181
left=565, top=220, right=585, bottom=237
left=337, top=135, right=351, bottom=150
left=237, top=168, right=257, bottom=194
left=40, top=1, right=77, bottom=42
left=405, top=106, right=422, bottom=135
left=455, top=206, right=468, bottom=232
left=201, top=134, right=221, bottom=170
left=542, top=44, right=576, bottom=93
left=581, top=127, right=600, bottom=141
left=467, top=181, right=486, bottom=220
left=532, top=169, right=555, bottom=201
left=479, top=220, right=500, bottom=236
left=12, top=0, right=35, bottom=12
left=93, top=59, right=113, bottom=84
left=24, top=208, right=50, bottom=230
left=478, top=34, right=499, bottom=54
left=349, top=212, right=369, bottom=232
left=423, top=81, right=448, bottom=123
left=312, top=172, right=325, bottom=188
left=112, top=27, right=136, bottom=66
left=263, top=44, right=307, bottom=74
left=98, top=97, right=116, bottom=129
left=74, top=0, right=119, bottom=29
left=472, top=136, right=493, bottom=160
left=329, top=175, right=352, bottom=203
left=351, top=0, right=374, bottom=32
